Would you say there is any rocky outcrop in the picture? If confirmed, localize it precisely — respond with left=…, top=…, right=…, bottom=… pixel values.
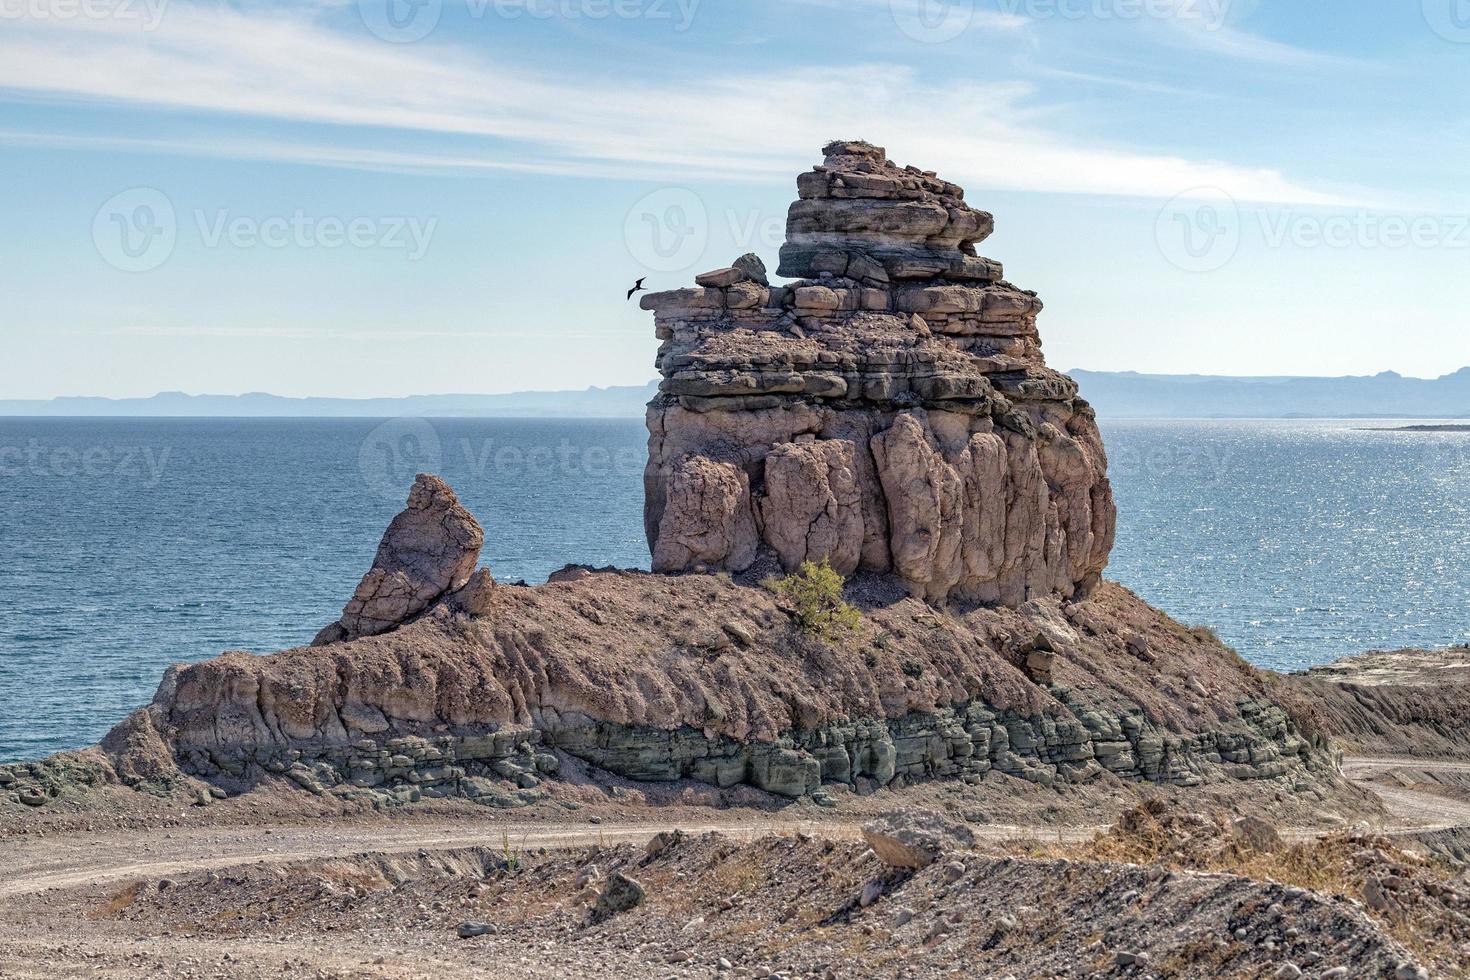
left=649, top=456, right=759, bottom=573
left=862, top=811, right=975, bottom=869
left=108, top=556, right=1353, bottom=812
left=314, top=474, right=484, bottom=644
left=642, top=140, right=1114, bottom=604
left=18, top=145, right=1371, bottom=825
left=758, top=439, right=864, bottom=574
left=167, top=683, right=1318, bottom=807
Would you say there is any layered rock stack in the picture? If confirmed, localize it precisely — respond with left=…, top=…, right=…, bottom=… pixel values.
left=642, top=141, right=1116, bottom=605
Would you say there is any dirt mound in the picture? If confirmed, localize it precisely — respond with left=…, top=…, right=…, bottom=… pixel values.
left=1070, top=799, right=1470, bottom=977
left=1282, top=647, right=1470, bottom=757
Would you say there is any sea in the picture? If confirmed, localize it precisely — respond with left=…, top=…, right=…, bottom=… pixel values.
left=1, top=417, right=1467, bottom=763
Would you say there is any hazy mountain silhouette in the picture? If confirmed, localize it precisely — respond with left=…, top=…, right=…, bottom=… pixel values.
left=1070, top=368, right=1470, bottom=419
left=3, top=371, right=1468, bottom=419
left=0, top=383, right=661, bottom=418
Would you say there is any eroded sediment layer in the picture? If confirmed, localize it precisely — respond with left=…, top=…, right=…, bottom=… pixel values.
left=642, top=141, right=1115, bottom=604
left=1282, top=647, right=1470, bottom=758
left=173, top=696, right=1313, bottom=810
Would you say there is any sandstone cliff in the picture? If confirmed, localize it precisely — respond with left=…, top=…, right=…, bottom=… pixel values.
left=642, top=141, right=1115, bottom=605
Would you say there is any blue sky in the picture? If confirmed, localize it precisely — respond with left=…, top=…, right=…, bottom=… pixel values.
left=3, top=0, right=1470, bottom=398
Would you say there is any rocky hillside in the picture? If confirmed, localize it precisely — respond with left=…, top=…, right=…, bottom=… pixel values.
left=13, top=805, right=1449, bottom=979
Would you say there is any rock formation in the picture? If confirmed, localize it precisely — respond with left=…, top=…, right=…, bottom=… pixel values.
left=313, top=474, right=484, bottom=645
left=643, top=140, right=1115, bottom=605
left=138, top=574, right=1333, bottom=808
left=6, top=143, right=1367, bottom=824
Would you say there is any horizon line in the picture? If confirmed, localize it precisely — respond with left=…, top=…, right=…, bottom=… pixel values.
left=5, top=365, right=1470, bottom=404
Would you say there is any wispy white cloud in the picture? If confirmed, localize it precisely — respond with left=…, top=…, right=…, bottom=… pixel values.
left=1148, top=0, right=1363, bottom=67
left=1018, top=62, right=1225, bottom=99
left=1168, top=25, right=1359, bottom=66
left=0, top=1, right=1365, bottom=204
left=0, top=129, right=732, bottom=180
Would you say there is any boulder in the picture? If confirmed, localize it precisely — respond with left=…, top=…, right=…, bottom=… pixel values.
left=861, top=810, right=975, bottom=870
left=732, top=252, right=769, bottom=286
left=1231, top=815, right=1285, bottom=853
left=456, top=921, right=497, bottom=939
left=644, top=829, right=685, bottom=859
left=320, top=474, right=484, bottom=642
left=695, top=267, right=749, bottom=288
left=451, top=569, right=496, bottom=617
left=596, top=871, right=647, bottom=916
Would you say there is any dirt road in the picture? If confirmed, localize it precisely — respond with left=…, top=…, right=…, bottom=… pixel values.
left=1339, top=755, right=1470, bottom=832
left=0, top=813, right=1115, bottom=903
left=2, top=755, right=1464, bottom=906
left=0, top=819, right=799, bottom=900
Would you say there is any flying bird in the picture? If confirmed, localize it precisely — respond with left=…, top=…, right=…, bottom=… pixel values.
left=626, top=277, right=646, bottom=301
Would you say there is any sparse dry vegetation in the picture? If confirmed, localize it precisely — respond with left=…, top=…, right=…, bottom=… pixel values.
left=92, top=882, right=143, bottom=920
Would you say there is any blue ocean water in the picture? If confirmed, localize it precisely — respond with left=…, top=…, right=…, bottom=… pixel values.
left=0, top=417, right=1466, bottom=763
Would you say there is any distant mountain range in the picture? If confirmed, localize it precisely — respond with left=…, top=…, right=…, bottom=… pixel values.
left=3, top=370, right=1468, bottom=419
left=0, top=383, right=662, bottom=418
left=1070, top=368, right=1470, bottom=419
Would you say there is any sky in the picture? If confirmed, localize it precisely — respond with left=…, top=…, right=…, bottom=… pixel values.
left=3, top=0, right=1470, bottom=399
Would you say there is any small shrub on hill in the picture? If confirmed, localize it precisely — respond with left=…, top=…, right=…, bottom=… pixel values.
left=763, top=559, right=862, bottom=642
